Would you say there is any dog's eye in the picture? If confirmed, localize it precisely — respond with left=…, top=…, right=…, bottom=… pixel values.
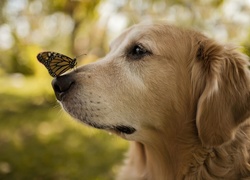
left=128, top=44, right=150, bottom=60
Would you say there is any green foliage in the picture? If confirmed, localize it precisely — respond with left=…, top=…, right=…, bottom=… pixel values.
left=243, top=40, right=250, bottom=58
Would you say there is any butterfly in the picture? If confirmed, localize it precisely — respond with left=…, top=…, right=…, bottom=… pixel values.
left=37, top=51, right=77, bottom=77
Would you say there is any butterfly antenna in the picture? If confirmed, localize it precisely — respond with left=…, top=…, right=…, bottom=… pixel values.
left=75, top=52, right=87, bottom=59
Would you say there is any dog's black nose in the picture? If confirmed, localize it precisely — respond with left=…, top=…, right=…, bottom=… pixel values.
left=51, top=75, right=75, bottom=101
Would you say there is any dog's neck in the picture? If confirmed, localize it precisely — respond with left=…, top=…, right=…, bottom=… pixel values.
left=118, top=117, right=250, bottom=180
left=118, top=118, right=201, bottom=179
left=135, top=123, right=200, bottom=179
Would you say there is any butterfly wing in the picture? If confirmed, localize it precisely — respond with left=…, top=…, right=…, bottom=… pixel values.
left=37, top=51, right=77, bottom=77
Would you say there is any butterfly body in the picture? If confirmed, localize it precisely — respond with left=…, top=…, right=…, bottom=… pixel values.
left=37, top=51, right=77, bottom=77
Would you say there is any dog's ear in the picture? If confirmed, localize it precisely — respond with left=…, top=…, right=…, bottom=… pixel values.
left=192, top=38, right=250, bottom=147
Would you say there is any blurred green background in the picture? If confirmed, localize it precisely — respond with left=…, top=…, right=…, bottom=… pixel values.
left=0, top=0, right=250, bottom=179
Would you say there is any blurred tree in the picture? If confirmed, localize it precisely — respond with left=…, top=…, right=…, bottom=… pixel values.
left=0, top=0, right=101, bottom=75
left=0, top=0, right=249, bottom=75
left=108, top=0, right=250, bottom=41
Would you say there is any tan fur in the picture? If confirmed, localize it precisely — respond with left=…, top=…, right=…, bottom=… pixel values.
left=57, top=23, right=250, bottom=179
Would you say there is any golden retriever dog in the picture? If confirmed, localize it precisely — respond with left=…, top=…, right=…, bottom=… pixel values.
left=52, top=23, right=250, bottom=179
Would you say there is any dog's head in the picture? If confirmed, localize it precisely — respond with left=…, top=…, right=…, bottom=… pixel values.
left=52, top=23, right=250, bottom=146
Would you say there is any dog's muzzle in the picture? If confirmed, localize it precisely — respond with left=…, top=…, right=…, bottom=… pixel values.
left=51, top=74, right=137, bottom=135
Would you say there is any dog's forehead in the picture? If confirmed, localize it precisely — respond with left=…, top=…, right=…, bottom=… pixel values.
left=110, top=24, right=155, bottom=49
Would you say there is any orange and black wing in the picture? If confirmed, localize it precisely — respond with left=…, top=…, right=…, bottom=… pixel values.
left=37, top=51, right=77, bottom=77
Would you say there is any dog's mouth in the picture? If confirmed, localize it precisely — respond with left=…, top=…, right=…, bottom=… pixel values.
left=86, top=121, right=136, bottom=135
